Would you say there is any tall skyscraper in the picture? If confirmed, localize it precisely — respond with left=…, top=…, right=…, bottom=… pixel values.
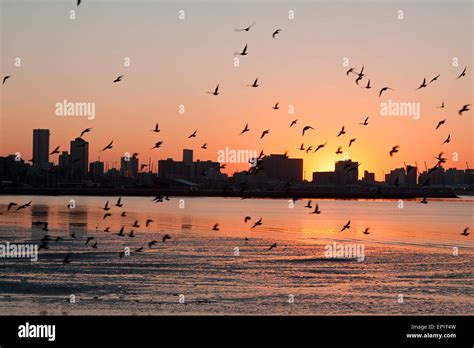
left=32, top=129, right=50, bottom=170
left=70, top=137, right=89, bottom=180
left=335, top=160, right=359, bottom=186
left=120, top=156, right=139, bottom=178
left=183, top=149, right=193, bottom=165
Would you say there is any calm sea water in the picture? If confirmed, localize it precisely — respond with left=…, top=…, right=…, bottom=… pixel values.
left=0, top=195, right=472, bottom=315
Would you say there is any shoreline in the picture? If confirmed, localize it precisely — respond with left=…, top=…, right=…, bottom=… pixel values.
left=0, top=187, right=460, bottom=199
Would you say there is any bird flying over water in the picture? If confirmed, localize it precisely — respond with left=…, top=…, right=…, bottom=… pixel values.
left=341, top=220, right=351, bottom=231
left=311, top=204, right=321, bottom=214
left=162, top=234, right=171, bottom=243
left=212, top=223, right=220, bottom=231
left=252, top=218, right=262, bottom=229
left=268, top=243, right=277, bottom=251
left=461, top=227, right=470, bottom=236
left=115, top=197, right=123, bottom=207
left=113, top=75, right=123, bottom=83
left=362, top=227, right=370, bottom=235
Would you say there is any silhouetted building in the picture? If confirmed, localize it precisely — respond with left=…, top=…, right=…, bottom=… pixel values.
left=90, top=161, right=104, bottom=178
left=445, top=168, right=464, bottom=186
left=335, top=160, right=359, bottom=186
left=194, top=160, right=221, bottom=179
left=385, top=168, right=405, bottom=186
left=312, top=171, right=334, bottom=185
left=406, top=165, right=417, bottom=186
left=32, top=129, right=50, bottom=171
left=183, top=149, right=193, bottom=165
left=158, top=158, right=192, bottom=179
left=362, top=170, right=375, bottom=185
left=70, top=137, right=89, bottom=180
left=260, top=154, right=303, bottom=182
left=120, top=156, right=138, bottom=178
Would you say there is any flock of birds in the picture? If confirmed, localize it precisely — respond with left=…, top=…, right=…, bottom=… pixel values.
left=0, top=193, right=471, bottom=265
left=1, top=5, right=472, bottom=265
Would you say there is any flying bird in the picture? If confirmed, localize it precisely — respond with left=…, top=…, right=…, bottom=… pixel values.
left=442, top=134, right=451, bottom=144
left=162, top=234, right=171, bottom=243
left=311, top=204, right=321, bottom=214
left=206, top=84, right=220, bottom=96
left=146, top=219, right=154, bottom=227
left=420, top=197, right=428, bottom=204
left=102, top=201, right=110, bottom=211
left=100, top=141, right=113, bottom=152
left=248, top=78, right=259, bottom=87
left=244, top=216, right=251, bottom=223
left=435, top=119, right=445, bottom=130
left=260, top=129, right=270, bottom=139
left=341, top=220, right=351, bottom=232
left=355, top=65, right=365, bottom=85
left=337, top=126, right=346, bottom=137
left=115, top=197, right=123, bottom=207
left=113, top=75, right=123, bottom=83
left=379, top=86, right=393, bottom=98
left=151, top=123, right=160, bottom=132
left=437, top=101, right=445, bottom=109
left=364, top=79, right=371, bottom=89
left=314, top=142, right=327, bottom=152
left=272, top=102, right=279, bottom=110
left=346, top=68, right=356, bottom=76
left=458, top=104, right=470, bottom=116
left=212, top=223, right=220, bottom=231
left=2, top=76, right=11, bottom=85
left=429, top=74, right=440, bottom=83
left=240, top=123, right=250, bottom=134
left=85, top=237, right=94, bottom=245
left=7, top=202, right=17, bottom=211
left=103, top=213, right=112, bottom=219
left=251, top=218, right=263, bottom=229
left=268, top=243, right=277, bottom=251
left=234, top=44, right=249, bottom=55
left=335, top=147, right=343, bottom=155
left=235, top=21, right=255, bottom=32
left=50, top=146, right=60, bottom=155
left=80, top=128, right=92, bottom=137
left=457, top=66, right=466, bottom=79
left=302, top=126, right=314, bottom=136
left=389, top=146, right=399, bottom=157
left=348, top=138, right=356, bottom=147
left=148, top=240, right=158, bottom=248
left=461, top=227, right=470, bottom=236
left=16, top=201, right=32, bottom=211
left=151, top=141, right=163, bottom=149
left=362, top=228, right=370, bottom=235
left=416, top=78, right=427, bottom=90
left=272, top=29, right=282, bottom=38
left=290, top=119, right=298, bottom=127
left=304, top=200, right=312, bottom=209
left=188, top=130, right=197, bottom=138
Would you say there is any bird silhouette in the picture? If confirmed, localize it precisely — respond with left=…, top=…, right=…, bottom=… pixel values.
left=335, top=147, right=343, bottom=155
left=234, top=44, right=249, bottom=55
left=416, top=78, right=427, bottom=90
left=151, top=123, right=160, bottom=132
left=145, top=219, right=154, bottom=227
left=442, top=134, right=451, bottom=144
left=201, top=143, right=208, bottom=150
left=458, top=104, right=470, bottom=116
left=162, top=234, right=171, bottom=243
left=132, top=220, right=140, bottom=228
left=272, top=102, right=279, bottom=110
left=50, top=146, right=60, bottom=155
left=128, top=230, right=135, bottom=238
left=311, top=204, right=321, bottom=214
left=91, top=241, right=98, bottom=249
left=341, top=220, right=351, bottom=231
left=117, top=226, right=125, bottom=237
left=240, top=123, right=250, bottom=134
left=7, top=202, right=18, bottom=211
left=16, top=201, right=32, bottom=211
left=268, top=243, right=277, bottom=251
left=103, top=201, right=110, bottom=211
left=151, top=141, right=163, bottom=149
left=260, top=129, right=270, bottom=139
left=290, top=119, right=298, bottom=128
left=103, top=213, right=111, bottom=219
left=115, top=197, right=123, bottom=207
left=148, top=240, right=158, bottom=248
left=235, top=22, right=255, bottom=32
left=100, top=141, right=113, bottom=152
left=389, top=146, right=399, bottom=157
left=85, top=237, right=94, bottom=245
left=429, top=74, right=440, bottom=84
left=461, top=227, right=470, bottom=236
left=337, top=126, right=346, bottom=137
left=362, top=227, right=370, bottom=235
left=212, top=223, right=220, bottom=231
left=272, top=29, right=282, bottom=38
left=2, top=76, right=11, bottom=85
left=420, top=197, right=428, bottom=204
left=121, top=212, right=127, bottom=217
left=244, top=216, right=251, bottom=223
left=134, top=247, right=143, bottom=252
left=304, top=200, right=312, bottom=208
left=80, top=128, right=92, bottom=137
left=248, top=78, right=259, bottom=87
left=359, top=116, right=369, bottom=126
left=314, top=142, right=327, bottom=153
left=435, top=119, right=446, bottom=130
left=302, top=126, right=314, bottom=136
left=355, top=65, right=365, bottom=85
left=206, top=84, right=220, bottom=95
left=363, top=79, right=371, bottom=89
left=306, top=146, right=313, bottom=153
left=188, top=130, right=197, bottom=138
left=379, top=86, right=393, bottom=97
left=113, top=75, right=123, bottom=83
left=104, top=227, right=110, bottom=233
left=457, top=66, right=466, bottom=79
left=251, top=218, right=262, bottom=229
left=348, top=138, right=356, bottom=147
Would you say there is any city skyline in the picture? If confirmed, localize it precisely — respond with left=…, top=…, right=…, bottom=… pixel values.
left=1, top=0, right=472, bottom=182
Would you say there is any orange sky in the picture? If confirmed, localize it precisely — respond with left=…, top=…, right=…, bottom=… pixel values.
left=1, top=0, right=472, bottom=180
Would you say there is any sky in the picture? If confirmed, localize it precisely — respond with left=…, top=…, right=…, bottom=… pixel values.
left=1, top=0, right=472, bottom=180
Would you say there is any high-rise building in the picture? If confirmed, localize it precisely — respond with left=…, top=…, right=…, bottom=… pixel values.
left=70, top=137, right=89, bottom=180
left=362, top=170, right=375, bottom=185
left=260, top=154, right=303, bottom=182
left=120, top=156, right=138, bottom=178
left=385, top=168, right=405, bottom=186
left=335, top=160, right=359, bottom=186
left=32, top=129, right=50, bottom=170
left=90, top=161, right=105, bottom=178
left=405, top=165, right=417, bottom=186
left=183, top=149, right=193, bottom=165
